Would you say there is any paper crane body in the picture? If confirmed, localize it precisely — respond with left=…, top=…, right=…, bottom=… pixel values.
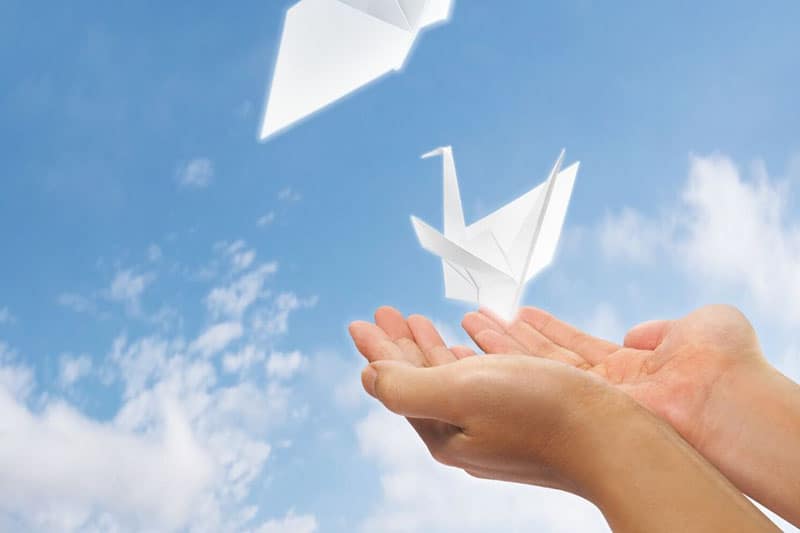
left=261, top=0, right=453, bottom=140
left=411, top=147, right=579, bottom=321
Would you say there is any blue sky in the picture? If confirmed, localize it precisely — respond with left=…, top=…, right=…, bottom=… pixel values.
left=1, top=1, right=799, bottom=531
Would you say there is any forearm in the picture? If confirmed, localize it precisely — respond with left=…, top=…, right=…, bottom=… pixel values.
left=701, top=361, right=800, bottom=525
left=573, top=402, right=779, bottom=532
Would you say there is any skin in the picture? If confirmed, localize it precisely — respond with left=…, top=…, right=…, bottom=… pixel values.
left=462, top=304, right=800, bottom=526
left=349, top=308, right=779, bottom=532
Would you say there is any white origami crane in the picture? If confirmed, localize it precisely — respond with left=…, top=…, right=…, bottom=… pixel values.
left=411, top=147, right=579, bottom=321
left=260, top=0, right=453, bottom=140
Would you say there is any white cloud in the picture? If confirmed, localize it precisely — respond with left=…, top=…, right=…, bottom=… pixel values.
left=147, top=244, right=163, bottom=262
left=599, top=207, right=674, bottom=264
left=782, top=348, right=800, bottom=384
left=57, top=293, right=98, bottom=316
left=257, top=212, right=276, bottom=228
left=0, top=237, right=313, bottom=531
left=59, top=354, right=92, bottom=387
left=266, top=351, right=306, bottom=381
left=334, top=371, right=365, bottom=409
left=277, top=187, right=301, bottom=202
left=206, top=263, right=278, bottom=319
left=0, top=364, right=33, bottom=402
left=254, top=510, right=318, bottom=533
left=223, top=345, right=266, bottom=374
left=679, top=155, right=800, bottom=323
left=601, top=153, right=800, bottom=325
left=580, top=303, right=625, bottom=344
left=356, top=408, right=606, bottom=532
left=108, top=270, right=154, bottom=315
left=103, top=332, right=293, bottom=531
left=0, top=307, right=14, bottom=325
left=177, top=158, right=214, bottom=189
left=0, top=342, right=33, bottom=401
left=189, top=322, right=244, bottom=358
left=251, top=293, right=316, bottom=340
left=215, top=240, right=257, bottom=272
left=0, top=388, right=213, bottom=532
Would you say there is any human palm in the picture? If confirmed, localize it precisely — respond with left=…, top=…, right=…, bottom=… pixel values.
left=462, top=304, right=767, bottom=458
left=351, top=305, right=800, bottom=527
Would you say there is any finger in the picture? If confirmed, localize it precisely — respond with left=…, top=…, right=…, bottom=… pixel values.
left=463, top=311, right=505, bottom=336
left=517, top=307, right=619, bottom=365
left=371, top=309, right=463, bottom=455
left=504, top=318, right=588, bottom=367
left=475, top=309, right=582, bottom=365
left=374, top=306, right=428, bottom=367
left=624, top=320, right=672, bottom=351
left=450, top=345, right=476, bottom=359
left=476, top=307, right=509, bottom=330
left=476, top=309, right=590, bottom=367
left=462, top=312, right=527, bottom=354
left=473, top=329, right=527, bottom=355
left=349, top=321, right=405, bottom=362
left=374, top=306, right=411, bottom=339
left=363, top=360, right=463, bottom=424
left=407, top=314, right=458, bottom=366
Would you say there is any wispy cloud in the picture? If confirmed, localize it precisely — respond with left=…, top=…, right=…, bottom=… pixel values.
left=257, top=211, right=276, bottom=228
left=189, top=321, right=243, bottom=358
left=58, top=353, right=93, bottom=387
left=0, top=307, right=14, bottom=325
left=206, top=263, right=278, bottom=319
left=254, top=511, right=318, bottom=533
left=223, top=345, right=266, bottom=374
left=176, top=158, right=214, bottom=189
left=277, top=187, right=301, bottom=202
left=600, top=153, right=800, bottom=326
left=215, top=240, right=257, bottom=272
left=107, top=269, right=155, bottom=315
left=266, top=351, right=307, bottom=381
left=0, top=237, right=315, bottom=531
left=58, top=292, right=102, bottom=317
left=147, top=244, right=163, bottom=262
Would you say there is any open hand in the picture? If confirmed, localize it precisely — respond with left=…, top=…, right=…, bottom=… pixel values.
left=463, top=304, right=800, bottom=525
left=463, top=304, right=765, bottom=454
left=348, top=307, right=781, bottom=532
left=349, top=308, right=615, bottom=491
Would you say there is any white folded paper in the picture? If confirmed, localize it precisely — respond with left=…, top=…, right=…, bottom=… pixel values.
left=260, top=0, right=453, bottom=140
left=412, top=147, right=579, bottom=321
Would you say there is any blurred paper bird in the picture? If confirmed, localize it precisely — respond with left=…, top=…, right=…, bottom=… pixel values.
left=260, top=0, right=453, bottom=140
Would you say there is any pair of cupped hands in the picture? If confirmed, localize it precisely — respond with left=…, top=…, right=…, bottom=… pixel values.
left=349, top=304, right=800, bottom=531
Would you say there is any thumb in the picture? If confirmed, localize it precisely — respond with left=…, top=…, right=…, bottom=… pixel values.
left=624, top=320, right=672, bottom=350
left=362, top=360, right=462, bottom=424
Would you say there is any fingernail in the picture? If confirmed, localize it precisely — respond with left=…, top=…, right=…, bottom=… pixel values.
left=362, top=365, right=378, bottom=397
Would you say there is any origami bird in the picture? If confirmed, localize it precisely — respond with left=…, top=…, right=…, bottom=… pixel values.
left=412, top=147, right=579, bottom=320
left=261, top=0, right=453, bottom=140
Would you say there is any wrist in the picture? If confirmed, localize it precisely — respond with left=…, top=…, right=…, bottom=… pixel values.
left=553, top=383, right=646, bottom=500
left=699, top=358, right=800, bottom=524
left=696, top=356, right=777, bottom=456
left=573, top=397, right=778, bottom=532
